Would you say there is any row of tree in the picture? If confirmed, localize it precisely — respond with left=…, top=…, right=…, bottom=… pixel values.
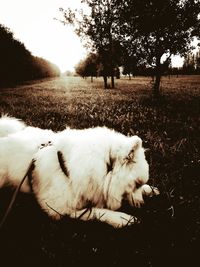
left=75, top=48, right=200, bottom=79
left=182, top=50, right=200, bottom=74
left=0, top=24, right=60, bottom=87
left=60, top=0, right=200, bottom=96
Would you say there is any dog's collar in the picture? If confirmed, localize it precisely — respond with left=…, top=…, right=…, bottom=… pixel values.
left=28, top=141, right=70, bottom=187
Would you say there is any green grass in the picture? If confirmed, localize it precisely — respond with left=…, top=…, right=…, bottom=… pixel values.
left=0, top=75, right=199, bottom=267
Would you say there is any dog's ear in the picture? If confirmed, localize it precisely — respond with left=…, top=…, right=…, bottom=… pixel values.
left=126, top=136, right=142, bottom=161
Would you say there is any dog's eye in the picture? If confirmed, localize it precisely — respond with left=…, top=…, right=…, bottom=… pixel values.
left=124, top=156, right=136, bottom=164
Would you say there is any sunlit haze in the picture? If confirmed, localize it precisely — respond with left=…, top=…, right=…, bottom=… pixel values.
left=0, top=0, right=87, bottom=73
left=0, top=0, right=192, bottom=73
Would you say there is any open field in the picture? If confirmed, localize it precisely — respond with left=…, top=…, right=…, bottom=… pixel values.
left=0, top=75, right=199, bottom=267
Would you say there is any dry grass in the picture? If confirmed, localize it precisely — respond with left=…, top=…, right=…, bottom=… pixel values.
left=0, top=75, right=199, bottom=267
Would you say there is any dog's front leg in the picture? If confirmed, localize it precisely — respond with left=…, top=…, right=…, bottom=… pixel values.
left=70, top=208, right=138, bottom=228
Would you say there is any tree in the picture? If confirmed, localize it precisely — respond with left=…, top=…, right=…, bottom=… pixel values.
left=122, top=55, right=139, bottom=79
left=118, top=0, right=200, bottom=96
left=183, top=48, right=200, bottom=74
left=75, top=52, right=98, bottom=81
left=60, top=0, right=123, bottom=89
left=196, top=49, right=200, bottom=73
left=183, top=53, right=196, bottom=74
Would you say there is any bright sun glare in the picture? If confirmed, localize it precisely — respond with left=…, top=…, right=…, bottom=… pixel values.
left=0, top=0, right=87, bottom=73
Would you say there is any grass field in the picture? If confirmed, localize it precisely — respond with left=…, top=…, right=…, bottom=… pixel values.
left=0, top=75, right=199, bottom=267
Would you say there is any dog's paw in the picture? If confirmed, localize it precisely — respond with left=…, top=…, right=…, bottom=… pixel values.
left=105, top=211, right=139, bottom=228
left=142, top=184, right=160, bottom=197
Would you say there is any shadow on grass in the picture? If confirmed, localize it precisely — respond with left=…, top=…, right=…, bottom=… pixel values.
left=0, top=176, right=199, bottom=267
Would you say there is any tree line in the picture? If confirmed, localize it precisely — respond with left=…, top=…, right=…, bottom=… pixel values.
left=182, top=50, right=200, bottom=75
left=0, top=24, right=60, bottom=87
left=75, top=48, right=200, bottom=79
left=60, top=0, right=200, bottom=96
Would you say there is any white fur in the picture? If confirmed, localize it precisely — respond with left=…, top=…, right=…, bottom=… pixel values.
left=0, top=115, right=26, bottom=137
left=0, top=116, right=158, bottom=228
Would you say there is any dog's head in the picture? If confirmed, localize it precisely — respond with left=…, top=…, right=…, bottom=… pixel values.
left=104, top=135, right=149, bottom=210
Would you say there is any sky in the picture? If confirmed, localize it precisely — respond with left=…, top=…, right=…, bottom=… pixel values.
left=0, top=0, right=196, bottom=73
left=0, top=0, right=87, bottom=72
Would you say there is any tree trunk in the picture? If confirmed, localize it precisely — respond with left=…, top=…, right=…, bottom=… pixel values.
left=153, top=73, right=161, bottom=97
left=108, top=23, right=115, bottom=89
left=116, top=68, right=120, bottom=79
left=153, top=55, right=162, bottom=97
left=103, top=75, right=108, bottom=89
left=111, top=74, right=115, bottom=88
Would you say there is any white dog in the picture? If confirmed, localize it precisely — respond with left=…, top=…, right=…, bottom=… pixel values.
left=0, top=116, right=157, bottom=228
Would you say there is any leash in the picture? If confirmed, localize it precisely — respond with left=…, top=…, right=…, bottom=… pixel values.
left=0, top=141, right=69, bottom=228
left=0, top=159, right=35, bottom=229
